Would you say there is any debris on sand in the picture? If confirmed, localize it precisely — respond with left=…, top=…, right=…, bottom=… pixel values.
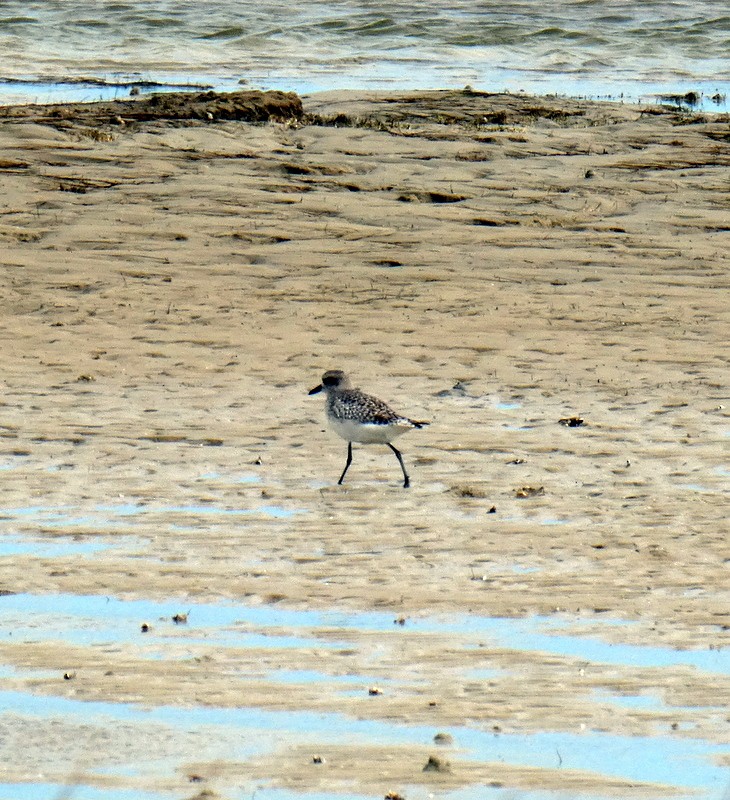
left=423, top=754, right=451, bottom=772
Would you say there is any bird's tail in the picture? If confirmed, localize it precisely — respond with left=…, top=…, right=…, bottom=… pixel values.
left=410, top=419, right=430, bottom=428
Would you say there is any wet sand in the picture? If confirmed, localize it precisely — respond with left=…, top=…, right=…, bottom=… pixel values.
left=0, top=89, right=728, bottom=799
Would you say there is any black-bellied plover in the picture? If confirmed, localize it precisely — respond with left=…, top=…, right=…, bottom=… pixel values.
left=308, top=370, right=428, bottom=488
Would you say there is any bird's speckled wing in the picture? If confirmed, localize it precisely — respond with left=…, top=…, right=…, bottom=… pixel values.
left=329, top=389, right=404, bottom=424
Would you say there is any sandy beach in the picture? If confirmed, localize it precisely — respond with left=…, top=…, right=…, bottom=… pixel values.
left=0, top=89, right=728, bottom=799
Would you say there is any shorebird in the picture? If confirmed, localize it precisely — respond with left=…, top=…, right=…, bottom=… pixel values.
left=308, top=370, right=428, bottom=488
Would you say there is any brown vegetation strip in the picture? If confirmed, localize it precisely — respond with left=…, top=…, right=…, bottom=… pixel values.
left=0, top=89, right=304, bottom=127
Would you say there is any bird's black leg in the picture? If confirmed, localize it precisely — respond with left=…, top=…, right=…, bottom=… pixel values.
left=387, top=443, right=410, bottom=488
left=338, top=442, right=353, bottom=485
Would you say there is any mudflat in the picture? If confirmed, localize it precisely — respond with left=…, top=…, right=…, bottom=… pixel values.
left=0, top=89, right=728, bottom=799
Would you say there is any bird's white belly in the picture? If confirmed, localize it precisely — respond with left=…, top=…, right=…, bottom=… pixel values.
left=329, top=416, right=407, bottom=444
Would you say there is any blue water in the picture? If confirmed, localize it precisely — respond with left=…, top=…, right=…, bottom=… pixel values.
left=1, top=592, right=728, bottom=674
left=0, top=534, right=111, bottom=559
left=1, top=591, right=729, bottom=797
left=1, top=688, right=727, bottom=794
left=0, top=0, right=727, bottom=108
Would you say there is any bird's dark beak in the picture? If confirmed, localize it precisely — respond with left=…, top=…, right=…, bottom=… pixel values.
left=308, top=384, right=323, bottom=395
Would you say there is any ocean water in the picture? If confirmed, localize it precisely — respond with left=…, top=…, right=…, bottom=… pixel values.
left=0, top=0, right=728, bottom=107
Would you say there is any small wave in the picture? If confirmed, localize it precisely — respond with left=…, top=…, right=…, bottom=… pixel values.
left=317, top=18, right=353, bottom=32
left=0, top=15, right=37, bottom=24
left=355, top=17, right=399, bottom=36
left=687, top=15, right=730, bottom=34
left=0, top=75, right=212, bottom=91
left=0, top=0, right=726, bottom=109
left=595, top=14, right=634, bottom=24
left=69, top=18, right=112, bottom=29
left=530, top=27, right=608, bottom=45
left=138, top=16, right=184, bottom=30
left=197, top=26, right=246, bottom=40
